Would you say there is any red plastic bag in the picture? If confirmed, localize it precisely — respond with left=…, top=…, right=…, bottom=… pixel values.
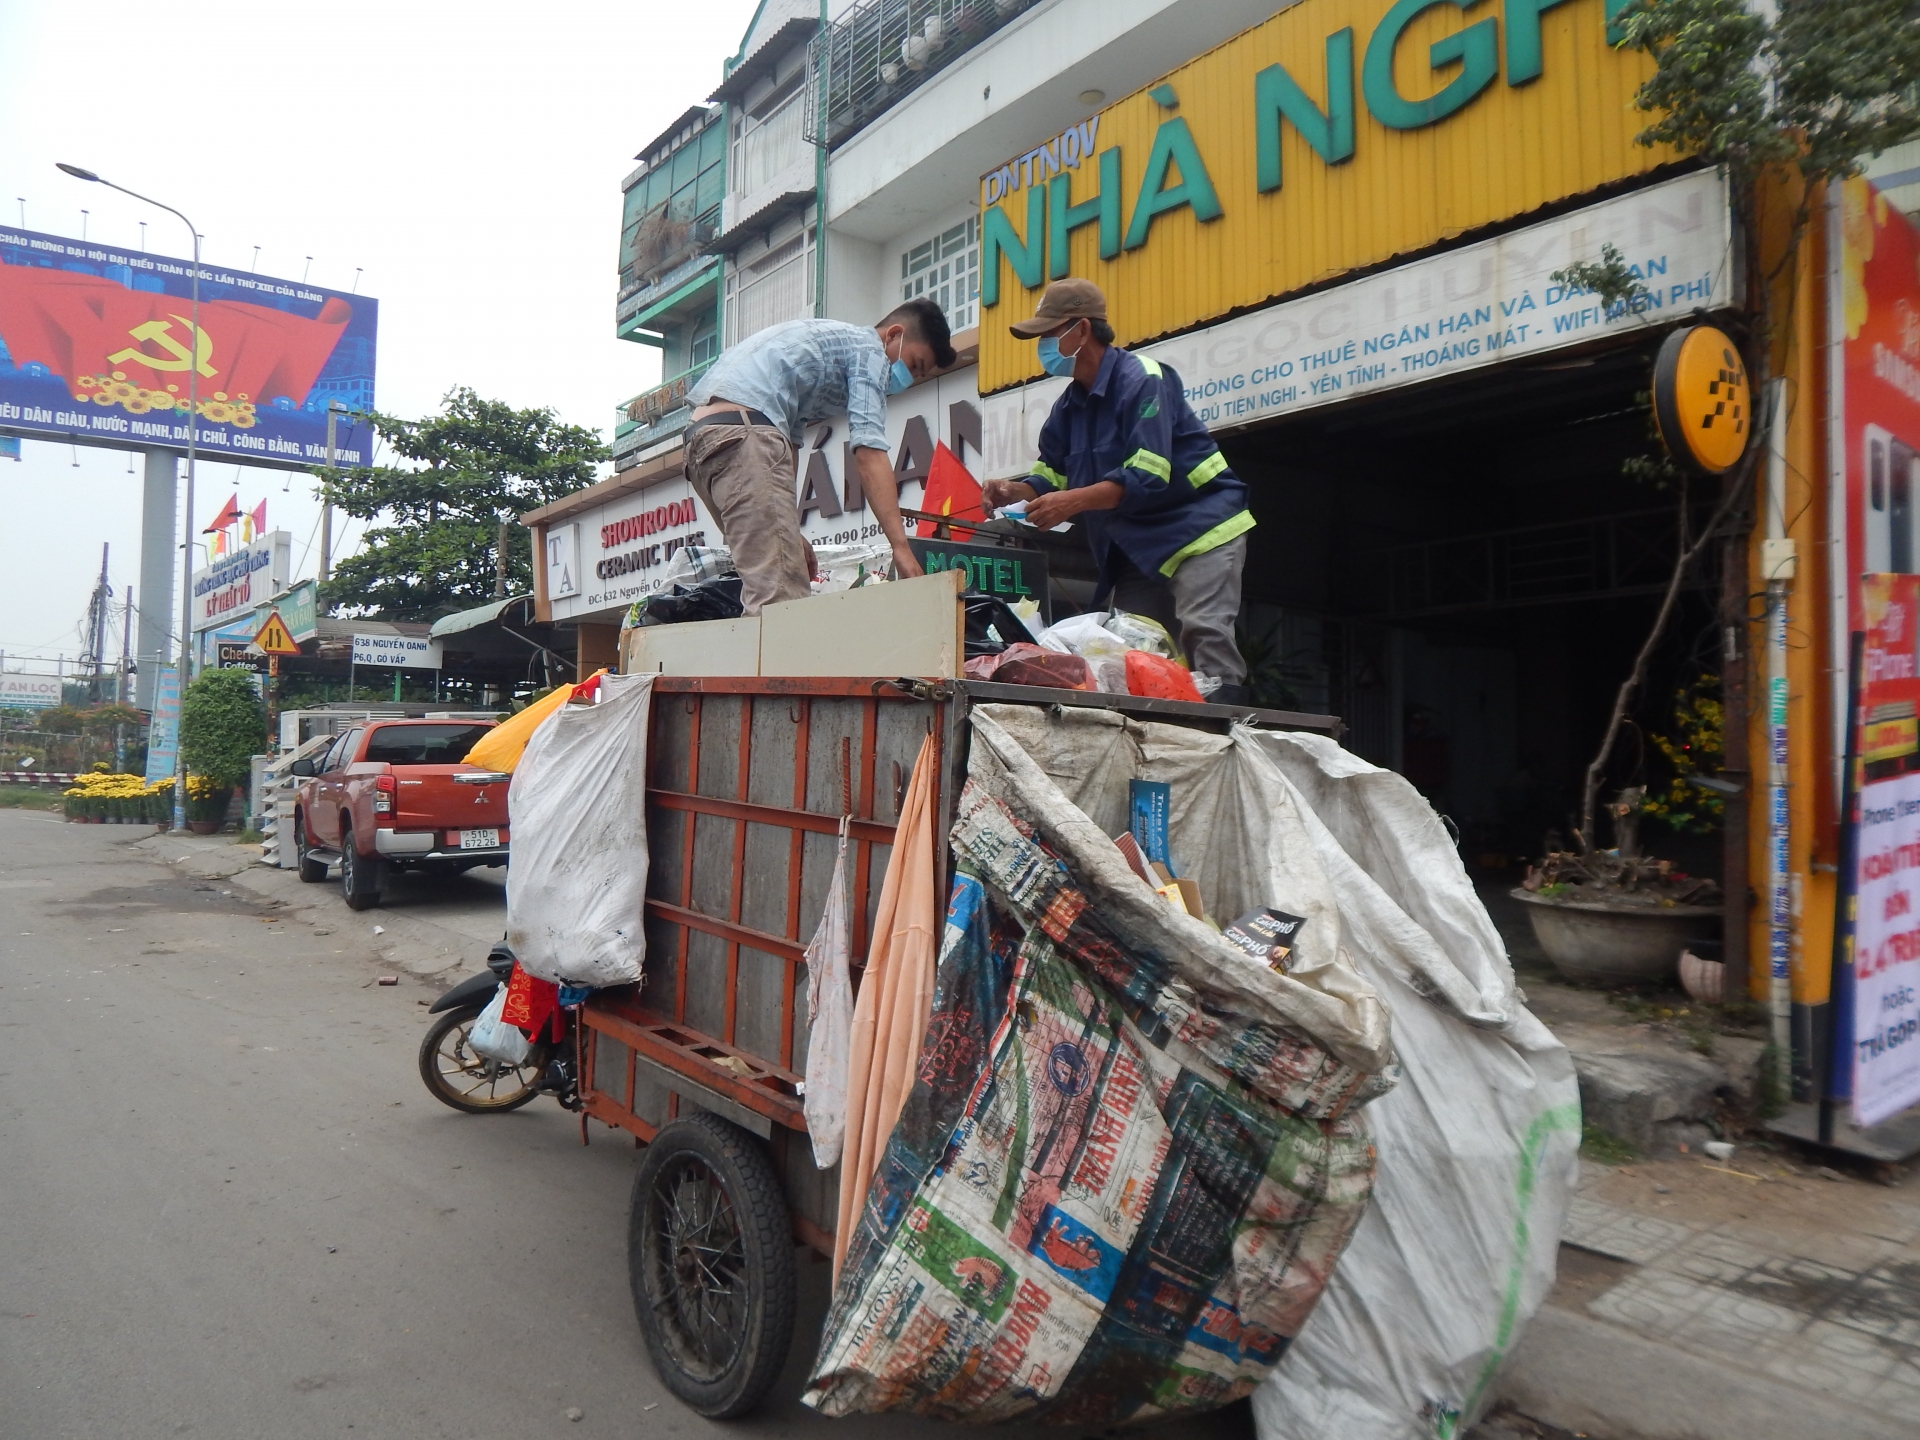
left=970, top=643, right=1094, bottom=690
left=1124, top=649, right=1202, bottom=701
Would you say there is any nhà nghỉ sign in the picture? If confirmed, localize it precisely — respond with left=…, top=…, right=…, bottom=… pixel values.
left=978, top=170, right=1733, bottom=472
left=977, top=0, right=1666, bottom=391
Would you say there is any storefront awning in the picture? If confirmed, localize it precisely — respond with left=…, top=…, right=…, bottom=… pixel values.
left=430, top=596, right=534, bottom=639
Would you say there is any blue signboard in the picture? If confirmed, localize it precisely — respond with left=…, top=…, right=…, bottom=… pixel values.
left=144, top=666, right=180, bottom=784
left=0, top=225, right=376, bottom=468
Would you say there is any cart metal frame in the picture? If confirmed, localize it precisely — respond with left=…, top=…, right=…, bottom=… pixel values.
left=578, top=676, right=1340, bottom=1254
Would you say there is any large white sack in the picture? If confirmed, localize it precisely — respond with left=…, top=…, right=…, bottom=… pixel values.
left=972, top=704, right=1394, bottom=1074
left=1252, top=731, right=1580, bottom=1440
left=967, top=705, right=1577, bottom=1436
left=505, top=673, right=653, bottom=987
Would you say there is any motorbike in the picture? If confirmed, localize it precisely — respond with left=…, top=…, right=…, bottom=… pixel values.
left=416, top=941, right=580, bottom=1114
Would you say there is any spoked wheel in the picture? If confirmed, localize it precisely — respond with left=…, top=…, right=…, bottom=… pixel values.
left=630, top=1113, right=795, bottom=1418
left=416, top=1004, right=542, bottom=1113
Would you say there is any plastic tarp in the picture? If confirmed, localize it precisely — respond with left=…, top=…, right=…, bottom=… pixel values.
left=466, top=669, right=607, bottom=775
left=802, top=709, right=1393, bottom=1423
left=1249, top=732, right=1580, bottom=1440
left=504, top=673, right=653, bottom=987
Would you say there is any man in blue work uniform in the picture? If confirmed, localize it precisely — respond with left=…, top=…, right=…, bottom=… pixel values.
left=983, top=279, right=1255, bottom=703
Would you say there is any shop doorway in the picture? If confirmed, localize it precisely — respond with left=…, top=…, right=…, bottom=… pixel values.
left=1222, top=336, right=1726, bottom=878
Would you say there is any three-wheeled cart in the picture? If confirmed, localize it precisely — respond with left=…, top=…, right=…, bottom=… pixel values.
left=576, top=674, right=1339, bottom=1416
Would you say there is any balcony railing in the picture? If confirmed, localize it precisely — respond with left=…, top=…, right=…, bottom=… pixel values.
left=613, top=358, right=716, bottom=465
left=805, top=0, right=1040, bottom=151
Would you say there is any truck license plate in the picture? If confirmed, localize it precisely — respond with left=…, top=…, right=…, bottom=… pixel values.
left=458, top=828, right=500, bottom=850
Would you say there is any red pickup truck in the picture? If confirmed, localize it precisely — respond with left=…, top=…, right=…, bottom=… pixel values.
left=290, top=719, right=510, bottom=910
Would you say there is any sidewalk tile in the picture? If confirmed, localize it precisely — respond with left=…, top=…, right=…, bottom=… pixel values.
left=1563, top=1197, right=1694, bottom=1264
left=1762, top=1318, right=1900, bottom=1396
left=1587, top=1271, right=1717, bottom=1337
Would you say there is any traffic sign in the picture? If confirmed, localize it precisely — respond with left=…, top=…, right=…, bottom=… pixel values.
left=254, top=609, right=300, bottom=656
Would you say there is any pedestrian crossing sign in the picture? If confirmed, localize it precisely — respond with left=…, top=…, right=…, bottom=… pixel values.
left=254, top=609, right=300, bottom=656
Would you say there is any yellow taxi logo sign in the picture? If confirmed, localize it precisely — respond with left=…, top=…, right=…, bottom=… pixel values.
left=1653, top=324, right=1752, bottom=474
left=254, top=609, right=300, bottom=656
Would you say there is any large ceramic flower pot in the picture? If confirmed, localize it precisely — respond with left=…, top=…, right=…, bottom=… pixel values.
left=1510, top=888, right=1720, bottom=987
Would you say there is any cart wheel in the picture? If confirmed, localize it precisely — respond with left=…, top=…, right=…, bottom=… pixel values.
left=416, top=1004, right=542, bottom=1113
left=629, top=1112, right=796, bottom=1418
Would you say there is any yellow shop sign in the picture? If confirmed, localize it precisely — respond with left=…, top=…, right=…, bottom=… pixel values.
left=977, top=0, right=1669, bottom=391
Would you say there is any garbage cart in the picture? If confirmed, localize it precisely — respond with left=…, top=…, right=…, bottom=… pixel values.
left=573, top=675, right=1341, bottom=1416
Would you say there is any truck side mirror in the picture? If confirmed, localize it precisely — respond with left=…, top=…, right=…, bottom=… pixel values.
left=288, top=758, right=317, bottom=777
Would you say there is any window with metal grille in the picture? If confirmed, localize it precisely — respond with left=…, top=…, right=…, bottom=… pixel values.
left=899, top=216, right=977, bottom=333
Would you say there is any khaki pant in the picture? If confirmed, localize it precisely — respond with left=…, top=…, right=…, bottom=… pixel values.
left=1111, top=536, right=1248, bottom=686
left=684, top=422, right=812, bottom=615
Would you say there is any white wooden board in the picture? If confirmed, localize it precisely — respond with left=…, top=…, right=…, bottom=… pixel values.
left=620, top=615, right=763, bottom=676
left=758, top=570, right=965, bottom=679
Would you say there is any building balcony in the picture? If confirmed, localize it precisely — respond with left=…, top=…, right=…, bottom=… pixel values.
left=805, top=0, right=1042, bottom=151
left=612, top=359, right=715, bottom=466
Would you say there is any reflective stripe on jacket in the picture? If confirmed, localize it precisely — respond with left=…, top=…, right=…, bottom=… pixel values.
left=1026, top=346, right=1253, bottom=599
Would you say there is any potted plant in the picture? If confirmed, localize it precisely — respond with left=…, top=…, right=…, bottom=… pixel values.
left=178, top=668, right=266, bottom=837
left=1515, top=677, right=1727, bottom=985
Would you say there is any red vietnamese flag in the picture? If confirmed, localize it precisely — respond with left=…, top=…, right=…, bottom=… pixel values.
left=914, top=441, right=986, bottom=541
left=203, top=492, right=242, bottom=533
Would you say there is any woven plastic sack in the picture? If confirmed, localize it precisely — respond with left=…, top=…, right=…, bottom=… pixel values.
left=803, top=710, right=1393, bottom=1424
left=504, top=673, right=653, bottom=987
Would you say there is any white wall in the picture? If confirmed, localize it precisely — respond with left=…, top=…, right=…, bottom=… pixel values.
left=824, top=0, right=1290, bottom=241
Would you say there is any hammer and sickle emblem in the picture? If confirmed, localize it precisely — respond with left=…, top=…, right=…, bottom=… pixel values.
left=107, top=315, right=217, bottom=377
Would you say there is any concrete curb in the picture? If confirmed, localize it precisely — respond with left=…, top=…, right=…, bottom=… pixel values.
left=1498, top=1305, right=1911, bottom=1440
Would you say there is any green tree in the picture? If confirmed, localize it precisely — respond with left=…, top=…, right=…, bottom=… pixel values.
left=319, top=387, right=608, bottom=621
left=1553, top=0, right=1920, bottom=851
left=179, top=669, right=266, bottom=789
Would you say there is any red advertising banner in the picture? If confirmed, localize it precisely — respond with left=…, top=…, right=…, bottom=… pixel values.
left=1841, top=179, right=1920, bottom=627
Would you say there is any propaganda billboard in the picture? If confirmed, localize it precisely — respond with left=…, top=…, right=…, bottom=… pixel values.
left=0, top=226, right=376, bottom=467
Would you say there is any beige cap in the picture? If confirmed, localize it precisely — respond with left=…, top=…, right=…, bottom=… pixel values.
left=1009, top=277, right=1108, bottom=337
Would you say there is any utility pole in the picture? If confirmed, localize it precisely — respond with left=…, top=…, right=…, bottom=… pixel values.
left=118, top=587, right=134, bottom=704
left=85, top=542, right=111, bottom=702
left=319, top=402, right=340, bottom=610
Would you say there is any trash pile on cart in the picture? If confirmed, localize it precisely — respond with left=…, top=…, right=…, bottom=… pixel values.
left=481, top=656, right=1578, bottom=1439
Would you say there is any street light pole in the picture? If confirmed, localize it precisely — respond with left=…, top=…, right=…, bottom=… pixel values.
left=57, top=163, right=202, bottom=832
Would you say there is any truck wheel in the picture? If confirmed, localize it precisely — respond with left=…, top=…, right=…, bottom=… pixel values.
left=629, top=1113, right=796, bottom=1418
left=294, top=811, right=329, bottom=884
left=340, top=824, right=385, bottom=911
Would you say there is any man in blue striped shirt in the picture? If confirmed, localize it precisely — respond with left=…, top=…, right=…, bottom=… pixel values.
left=686, top=299, right=955, bottom=613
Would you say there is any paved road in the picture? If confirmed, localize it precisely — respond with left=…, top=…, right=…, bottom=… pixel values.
left=0, top=812, right=1253, bottom=1440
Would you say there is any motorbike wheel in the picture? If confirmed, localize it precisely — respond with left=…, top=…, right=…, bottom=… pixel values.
left=294, top=811, right=329, bottom=884
left=340, top=824, right=385, bottom=911
left=416, top=1004, right=542, bottom=1113
left=629, top=1113, right=795, bottom=1418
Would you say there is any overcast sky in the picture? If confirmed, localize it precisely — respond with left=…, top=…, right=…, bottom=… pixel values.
left=0, top=0, right=759, bottom=675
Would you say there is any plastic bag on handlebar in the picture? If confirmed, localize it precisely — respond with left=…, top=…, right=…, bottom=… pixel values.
left=467, top=985, right=531, bottom=1065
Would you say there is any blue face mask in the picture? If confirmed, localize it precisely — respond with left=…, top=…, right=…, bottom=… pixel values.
left=1037, top=330, right=1080, bottom=377
left=887, top=358, right=914, bottom=395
